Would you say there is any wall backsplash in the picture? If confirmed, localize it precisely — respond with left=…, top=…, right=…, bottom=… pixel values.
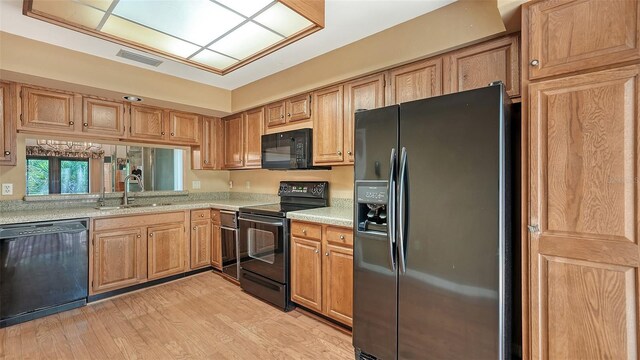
left=228, top=166, right=354, bottom=200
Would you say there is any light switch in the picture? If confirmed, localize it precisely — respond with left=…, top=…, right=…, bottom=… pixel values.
left=192, top=181, right=201, bottom=189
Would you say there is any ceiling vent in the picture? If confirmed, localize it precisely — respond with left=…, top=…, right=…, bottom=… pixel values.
left=116, top=50, right=163, bottom=67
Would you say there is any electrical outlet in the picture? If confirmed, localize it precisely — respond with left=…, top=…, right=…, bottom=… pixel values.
left=245, top=181, right=251, bottom=189
left=192, top=180, right=201, bottom=190
left=229, top=180, right=233, bottom=189
left=2, top=183, right=13, bottom=196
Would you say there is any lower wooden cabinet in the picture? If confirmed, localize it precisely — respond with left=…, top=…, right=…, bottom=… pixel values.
left=92, top=228, right=147, bottom=293
left=148, top=223, right=187, bottom=280
left=211, top=224, right=222, bottom=270
left=190, top=219, right=211, bottom=269
left=290, top=221, right=353, bottom=326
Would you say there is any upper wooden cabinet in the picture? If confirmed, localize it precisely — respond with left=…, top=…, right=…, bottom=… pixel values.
left=444, top=35, right=520, bottom=97
left=223, top=113, right=245, bottom=169
left=244, top=107, right=263, bottom=168
left=387, top=58, right=443, bottom=104
left=313, top=85, right=344, bottom=164
left=0, top=81, right=16, bottom=166
left=343, top=73, right=386, bottom=163
left=20, top=86, right=80, bottom=132
left=200, top=116, right=223, bottom=170
left=148, top=223, right=187, bottom=280
left=264, top=93, right=312, bottom=133
left=524, top=0, right=640, bottom=80
left=129, top=105, right=166, bottom=141
left=83, top=97, right=126, bottom=137
left=92, top=228, right=147, bottom=294
left=168, top=111, right=199, bottom=144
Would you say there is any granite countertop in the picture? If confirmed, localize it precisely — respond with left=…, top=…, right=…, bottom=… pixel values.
left=0, top=199, right=276, bottom=226
left=287, top=206, right=353, bottom=228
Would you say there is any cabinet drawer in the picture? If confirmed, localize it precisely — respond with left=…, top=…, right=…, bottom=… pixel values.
left=211, top=209, right=221, bottom=225
left=291, top=221, right=322, bottom=240
left=94, top=211, right=186, bottom=232
left=326, top=226, right=353, bottom=247
left=191, top=209, right=210, bottom=220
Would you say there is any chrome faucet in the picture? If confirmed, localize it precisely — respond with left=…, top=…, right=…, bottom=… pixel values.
left=123, top=174, right=144, bottom=206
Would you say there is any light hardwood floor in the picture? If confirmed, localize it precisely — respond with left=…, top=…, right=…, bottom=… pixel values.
left=0, top=272, right=353, bottom=359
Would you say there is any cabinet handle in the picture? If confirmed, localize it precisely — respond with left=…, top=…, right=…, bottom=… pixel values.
left=339, top=234, right=345, bottom=240
left=302, top=229, right=307, bottom=234
left=3, top=151, right=10, bottom=156
left=200, top=214, right=204, bottom=217
left=193, top=226, right=197, bottom=230
left=204, top=160, right=209, bottom=164
left=161, top=132, right=165, bottom=135
left=69, top=121, right=74, bottom=125
left=83, top=123, right=88, bottom=127
left=325, top=252, right=329, bottom=256
left=137, top=234, right=141, bottom=238
left=347, top=150, right=352, bottom=156
left=280, top=115, right=284, bottom=119
left=287, top=113, right=291, bottom=117
left=149, top=233, right=153, bottom=237
left=170, top=132, right=175, bottom=136
left=530, top=59, right=540, bottom=66
left=314, top=249, right=319, bottom=254
left=337, top=150, right=342, bottom=156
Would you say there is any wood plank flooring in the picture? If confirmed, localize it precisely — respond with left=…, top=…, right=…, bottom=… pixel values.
left=0, top=272, right=353, bottom=359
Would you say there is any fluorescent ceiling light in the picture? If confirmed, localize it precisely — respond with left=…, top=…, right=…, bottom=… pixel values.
left=25, top=0, right=325, bottom=75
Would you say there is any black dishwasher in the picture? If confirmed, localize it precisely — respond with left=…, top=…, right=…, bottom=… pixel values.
left=0, top=219, right=89, bottom=327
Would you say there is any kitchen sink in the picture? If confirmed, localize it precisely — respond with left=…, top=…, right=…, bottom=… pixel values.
left=95, top=203, right=173, bottom=210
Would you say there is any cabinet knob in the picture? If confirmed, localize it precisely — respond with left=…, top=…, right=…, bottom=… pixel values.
left=212, top=213, right=216, bottom=217
left=530, top=59, right=540, bottom=66
left=161, top=132, right=165, bottom=135
left=287, top=113, right=291, bottom=117
left=69, top=121, right=74, bottom=125
left=325, top=252, right=329, bottom=256
left=149, top=233, right=153, bottom=237
left=200, top=214, right=204, bottom=217
left=337, top=150, right=342, bottom=156
left=347, top=150, right=352, bottom=156
left=137, top=234, right=141, bottom=238
left=280, top=115, right=284, bottom=119
left=193, top=226, right=197, bottom=230
left=204, top=160, right=208, bottom=164
left=3, top=151, right=10, bottom=156
left=314, top=249, right=319, bottom=254
left=302, top=229, right=307, bottom=234
left=170, top=132, right=175, bottom=136
left=83, top=123, right=88, bottom=127
left=339, top=234, right=345, bottom=240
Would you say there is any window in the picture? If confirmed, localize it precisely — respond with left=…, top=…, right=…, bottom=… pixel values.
left=26, top=157, right=89, bottom=195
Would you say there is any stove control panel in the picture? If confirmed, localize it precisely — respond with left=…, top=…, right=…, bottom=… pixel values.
left=278, top=181, right=328, bottom=199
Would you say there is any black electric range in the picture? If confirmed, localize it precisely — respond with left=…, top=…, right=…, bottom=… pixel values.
left=238, top=181, right=329, bottom=311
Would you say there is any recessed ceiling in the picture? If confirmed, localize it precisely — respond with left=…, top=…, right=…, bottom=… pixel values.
left=24, top=0, right=323, bottom=74
left=0, top=0, right=457, bottom=90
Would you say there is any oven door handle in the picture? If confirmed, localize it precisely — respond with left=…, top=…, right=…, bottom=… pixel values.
left=238, top=216, right=284, bottom=227
left=220, top=226, right=238, bottom=231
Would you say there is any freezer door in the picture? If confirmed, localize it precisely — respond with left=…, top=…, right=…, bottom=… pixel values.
left=353, top=105, right=399, bottom=360
left=397, top=86, right=510, bottom=359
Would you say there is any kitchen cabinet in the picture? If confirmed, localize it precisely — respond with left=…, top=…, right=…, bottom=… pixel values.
left=211, top=209, right=222, bottom=270
left=129, top=105, right=166, bottom=141
left=290, top=221, right=353, bottom=326
left=199, top=116, right=223, bottom=169
left=313, top=85, right=344, bottom=164
left=168, top=111, right=199, bottom=144
left=92, top=228, right=147, bottom=293
left=19, top=85, right=80, bottom=133
left=148, top=223, right=187, bottom=280
left=343, top=73, right=385, bottom=163
left=222, top=113, right=244, bottom=169
left=0, top=81, right=16, bottom=166
left=444, top=35, right=520, bottom=97
left=243, top=107, right=263, bottom=168
left=91, top=211, right=188, bottom=295
left=387, top=57, right=442, bottom=104
left=190, top=210, right=211, bottom=270
left=264, top=93, right=312, bottom=133
left=524, top=0, right=640, bottom=80
left=82, top=97, right=126, bottom=138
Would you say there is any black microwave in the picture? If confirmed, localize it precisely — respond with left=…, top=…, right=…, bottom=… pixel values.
left=262, top=129, right=325, bottom=170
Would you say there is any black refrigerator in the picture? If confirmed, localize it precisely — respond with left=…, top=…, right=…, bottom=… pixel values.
left=353, top=83, right=516, bottom=359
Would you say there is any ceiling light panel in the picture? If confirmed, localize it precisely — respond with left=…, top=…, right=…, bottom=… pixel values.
left=254, top=2, right=313, bottom=37
left=112, top=0, right=244, bottom=47
left=24, top=0, right=325, bottom=74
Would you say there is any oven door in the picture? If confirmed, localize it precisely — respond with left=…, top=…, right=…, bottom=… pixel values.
left=238, top=214, right=287, bottom=283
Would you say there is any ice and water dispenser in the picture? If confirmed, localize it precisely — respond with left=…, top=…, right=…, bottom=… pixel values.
left=356, top=181, right=389, bottom=234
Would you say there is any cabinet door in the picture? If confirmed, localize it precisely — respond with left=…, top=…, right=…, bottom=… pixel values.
left=169, top=111, right=199, bottom=144
left=444, top=35, right=520, bottom=97
left=190, top=219, right=211, bottom=269
left=313, top=85, right=344, bottom=164
left=244, top=107, right=263, bottom=168
left=291, top=236, right=322, bottom=312
left=323, top=243, right=353, bottom=326
left=387, top=58, right=442, bottom=104
left=286, top=93, right=311, bottom=122
left=529, top=65, right=640, bottom=360
left=344, top=73, right=385, bottom=163
left=148, top=223, right=187, bottom=280
left=83, top=97, right=126, bottom=137
left=21, top=86, right=78, bottom=132
left=265, top=101, right=286, bottom=128
left=201, top=116, right=214, bottom=169
left=130, top=105, right=166, bottom=141
left=526, top=0, right=640, bottom=80
left=223, top=114, right=244, bottom=169
left=92, top=228, right=147, bottom=294
left=0, top=82, right=15, bottom=166
left=211, top=224, right=222, bottom=270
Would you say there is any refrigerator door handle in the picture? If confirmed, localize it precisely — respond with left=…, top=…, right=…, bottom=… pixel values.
left=387, top=147, right=397, bottom=271
left=398, top=147, right=408, bottom=273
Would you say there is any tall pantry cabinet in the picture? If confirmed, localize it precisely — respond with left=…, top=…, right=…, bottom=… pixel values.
left=522, top=0, right=640, bottom=359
